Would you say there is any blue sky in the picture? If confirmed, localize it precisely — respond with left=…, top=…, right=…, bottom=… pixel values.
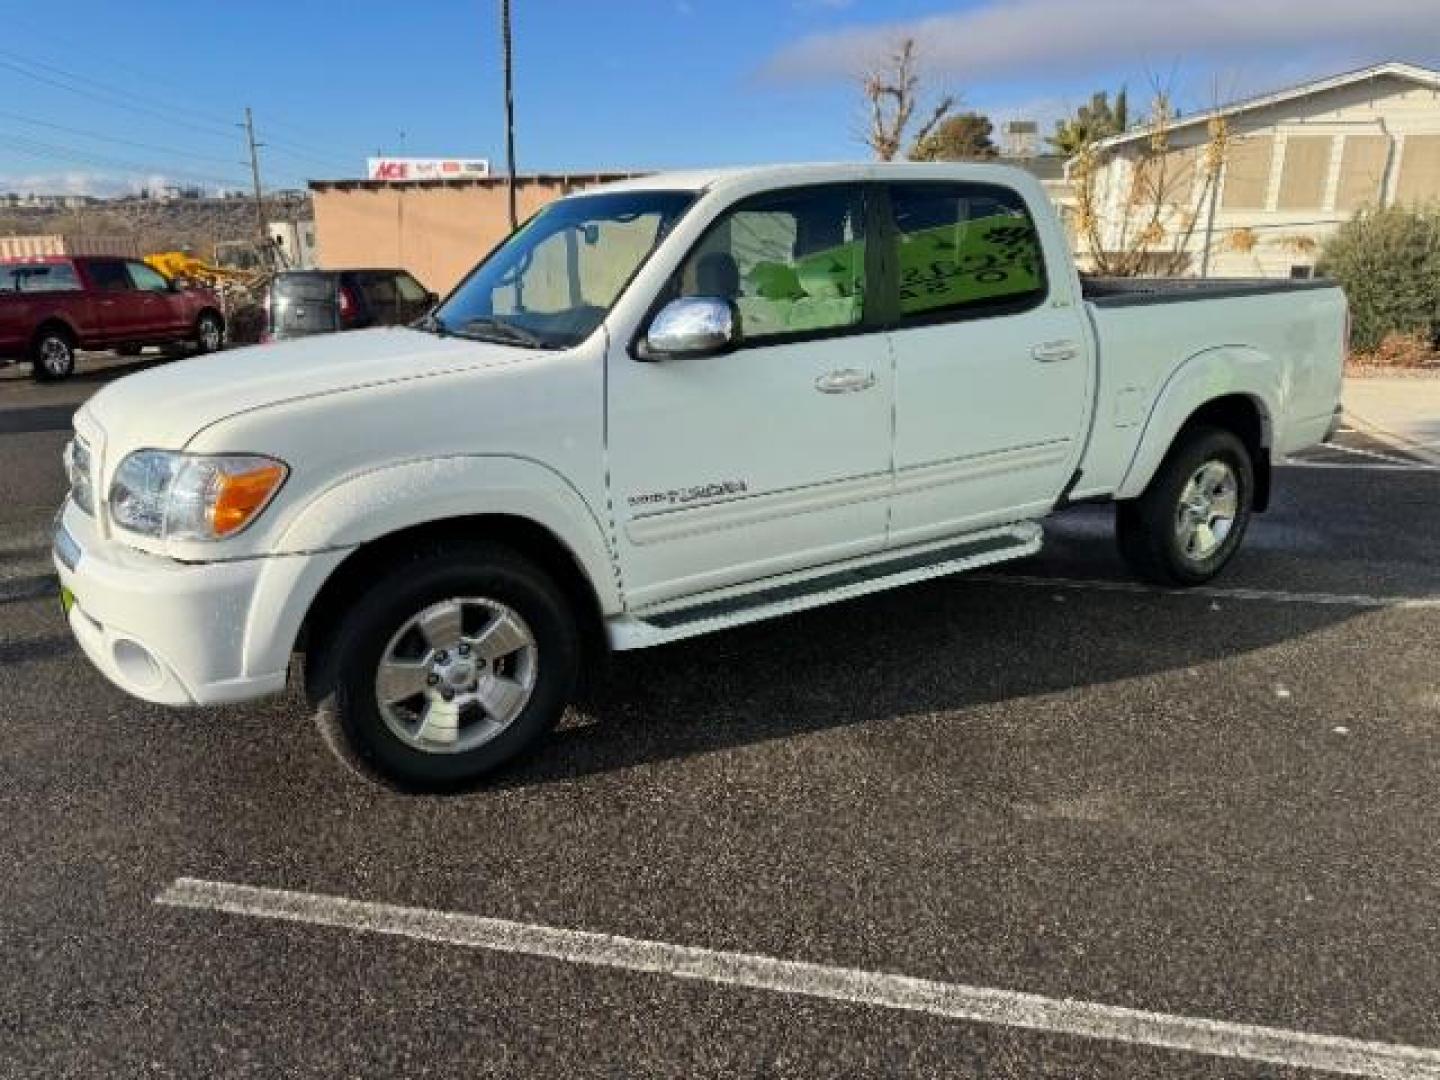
left=2, top=0, right=1439, bottom=195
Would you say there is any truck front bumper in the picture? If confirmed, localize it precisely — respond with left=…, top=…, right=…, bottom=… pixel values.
left=52, top=502, right=348, bottom=707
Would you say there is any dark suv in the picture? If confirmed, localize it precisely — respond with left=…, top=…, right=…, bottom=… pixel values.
left=261, top=268, right=436, bottom=343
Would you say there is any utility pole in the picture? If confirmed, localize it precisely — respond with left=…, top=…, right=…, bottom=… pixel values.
left=242, top=106, right=269, bottom=261
left=501, top=0, right=517, bottom=231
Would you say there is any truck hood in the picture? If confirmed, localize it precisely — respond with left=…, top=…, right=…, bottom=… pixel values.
left=80, top=327, right=523, bottom=451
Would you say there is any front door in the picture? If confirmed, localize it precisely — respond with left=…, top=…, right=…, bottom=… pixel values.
left=125, top=260, right=185, bottom=337
left=607, top=183, right=893, bottom=610
left=883, top=180, right=1092, bottom=547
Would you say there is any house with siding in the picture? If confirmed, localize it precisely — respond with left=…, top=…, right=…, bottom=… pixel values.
left=1080, top=62, right=1440, bottom=278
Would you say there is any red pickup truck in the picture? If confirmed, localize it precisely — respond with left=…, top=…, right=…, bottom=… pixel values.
left=0, top=255, right=225, bottom=380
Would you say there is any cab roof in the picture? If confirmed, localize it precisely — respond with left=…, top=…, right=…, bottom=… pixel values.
left=594, top=161, right=1041, bottom=196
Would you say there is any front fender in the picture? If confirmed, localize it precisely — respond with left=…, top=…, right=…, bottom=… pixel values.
left=1116, top=346, right=1282, bottom=500
left=274, top=455, right=622, bottom=614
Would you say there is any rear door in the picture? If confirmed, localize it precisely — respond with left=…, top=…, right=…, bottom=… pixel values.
left=270, top=273, right=339, bottom=337
left=352, top=271, right=401, bottom=326
left=882, top=180, right=1092, bottom=547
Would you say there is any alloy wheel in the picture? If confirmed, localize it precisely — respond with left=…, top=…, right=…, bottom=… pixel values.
left=373, top=597, right=539, bottom=754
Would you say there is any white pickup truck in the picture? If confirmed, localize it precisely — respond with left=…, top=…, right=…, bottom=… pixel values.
left=54, top=164, right=1346, bottom=788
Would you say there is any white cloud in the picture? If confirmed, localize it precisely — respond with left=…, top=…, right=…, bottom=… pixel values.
left=0, top=170, right=188, bottom=197
left=763, top=0, right=1440, bottom=82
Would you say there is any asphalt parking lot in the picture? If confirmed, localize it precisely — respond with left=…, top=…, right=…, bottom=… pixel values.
left=3, top=354, right=1439, bottom=1078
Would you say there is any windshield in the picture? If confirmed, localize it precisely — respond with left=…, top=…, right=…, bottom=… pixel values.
left=431, top=190, right=696, bottom=350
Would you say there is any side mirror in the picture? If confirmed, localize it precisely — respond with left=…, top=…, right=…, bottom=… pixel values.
left=638, top=296, right=736, bottom=360
left=171, top=276, right=193, bottom=292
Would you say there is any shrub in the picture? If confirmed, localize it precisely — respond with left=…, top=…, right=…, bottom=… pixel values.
left=1347, top=331, right=1440, bottom=372
left=1318, top=204, right=1440, bottom=351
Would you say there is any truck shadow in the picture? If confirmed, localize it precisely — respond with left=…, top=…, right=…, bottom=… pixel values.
left=498, top=555, right=1367, bottom=790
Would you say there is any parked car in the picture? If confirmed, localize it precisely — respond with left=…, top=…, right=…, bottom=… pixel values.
left=55, top=163, right=1346, bottom=788
left=0, top=256, right=225, bottom=380
left=261, top=268, right=436, bottom=342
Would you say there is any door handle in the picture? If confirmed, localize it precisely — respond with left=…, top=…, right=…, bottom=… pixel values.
left=815, top=369, right=877, bottom=394
left=1032, top=340, right=1080, bottom=363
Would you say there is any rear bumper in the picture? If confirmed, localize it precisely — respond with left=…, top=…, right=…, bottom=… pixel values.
left=52, top=502, right=348, bottom=706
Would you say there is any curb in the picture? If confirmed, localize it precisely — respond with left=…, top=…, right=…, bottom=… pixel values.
left=1342, top=408, right=1440, bottom=467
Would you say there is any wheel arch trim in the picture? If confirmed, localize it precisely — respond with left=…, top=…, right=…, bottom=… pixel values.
left=1115, top=346, right=1280, bottom=502
left=243, top=455, right=622, bottom=677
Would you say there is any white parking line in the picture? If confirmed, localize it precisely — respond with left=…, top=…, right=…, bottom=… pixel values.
left=973, top=573, right=1440, bottom=610
left=1280, top=460, right=1436, bottom=472
left=1317, top=442, right=1429, bottom=466
left=157, top=878, right=1440, bottom=1079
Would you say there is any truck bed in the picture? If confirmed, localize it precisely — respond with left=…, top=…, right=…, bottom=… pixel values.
left=1082, top=276, right=1338, bottom=308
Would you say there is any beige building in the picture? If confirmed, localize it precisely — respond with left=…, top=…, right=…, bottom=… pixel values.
left=1081, top=62, right=1440, bottom=278
left=309, top=171, right=642, bottom=293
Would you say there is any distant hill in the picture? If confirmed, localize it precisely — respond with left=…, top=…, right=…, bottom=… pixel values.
left=0, top=195, right=311, bottom=259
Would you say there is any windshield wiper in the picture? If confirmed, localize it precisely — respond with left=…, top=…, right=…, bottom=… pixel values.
left=456, top=317, right=550, bottom=349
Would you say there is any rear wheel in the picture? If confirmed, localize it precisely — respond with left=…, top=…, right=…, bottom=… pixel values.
left=194, top=311, right=224, bottom=354
left=309, top=541, right=581, bottom=790
left=30, top=326, right=76, bottom=381
left=1117, top=426, right=1254, bottom=585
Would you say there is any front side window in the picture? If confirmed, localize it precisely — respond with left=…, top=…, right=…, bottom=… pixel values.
left=890, top=183, right=1046, bottom=321
left=433, top=190, right=695, bottom=350
left=394, top=272, right=429, bottom=303
left=675, top=185, right=866, bottom=345
left=126, top=262, right=171, bottom=293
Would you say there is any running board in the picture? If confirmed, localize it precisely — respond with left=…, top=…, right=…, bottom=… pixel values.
left=606, top=523, right=1042, bottom=650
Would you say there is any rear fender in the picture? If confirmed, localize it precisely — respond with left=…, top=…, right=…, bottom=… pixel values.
left=1116, top=346, right=1281, bottom=501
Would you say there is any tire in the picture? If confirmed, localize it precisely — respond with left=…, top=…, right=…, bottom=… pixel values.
left=117, top=344, right=144, bottom=357
left=194, top=311, right=225, bottom=354
left=1116, top=425, right=1254, bottom=586
left=30, top=326, right=76, bottom=381
left=308, top=541, right=581, bottom=791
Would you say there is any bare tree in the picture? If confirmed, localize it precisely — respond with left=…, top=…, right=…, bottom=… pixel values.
left=1067, top=85, right=1230, bottom=277
left=860, top=39, right=954, bottom=162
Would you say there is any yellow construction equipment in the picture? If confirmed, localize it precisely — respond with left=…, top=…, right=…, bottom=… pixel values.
left=144, top=251, right=265, bottom=289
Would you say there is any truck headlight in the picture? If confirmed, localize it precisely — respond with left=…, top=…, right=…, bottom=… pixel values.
left=108, top=451, right=288, bottom=541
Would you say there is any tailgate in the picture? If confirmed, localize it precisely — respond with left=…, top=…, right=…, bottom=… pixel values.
left=270, top=274, right=337, bottom=335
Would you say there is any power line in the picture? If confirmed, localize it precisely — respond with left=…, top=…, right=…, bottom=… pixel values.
left=0, top=56, right=239, bottom=140
left=0, top=46, right=359, bottom=175
left=0, top=131, right=249, bottom=189
left=0, top=109, right=244, bottom=167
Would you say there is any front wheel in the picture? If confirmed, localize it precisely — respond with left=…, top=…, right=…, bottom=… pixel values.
left=309, top=541, right=581, bottom=790
left=1117, top=426, right=1254, bottom=586
left=194, top=312, right=225, bottom=354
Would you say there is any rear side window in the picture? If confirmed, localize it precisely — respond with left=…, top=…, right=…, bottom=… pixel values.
left=86, top=260, right=133, bottom=292
left=354, top=272, right=398, bottom=311
left=1, top=263, right=80, bottom=292
left=274, top=274, right=335, bottom=301
left=675, top=184, right=867, bottom=345
left=888, top=183, right=1046, bottom=322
